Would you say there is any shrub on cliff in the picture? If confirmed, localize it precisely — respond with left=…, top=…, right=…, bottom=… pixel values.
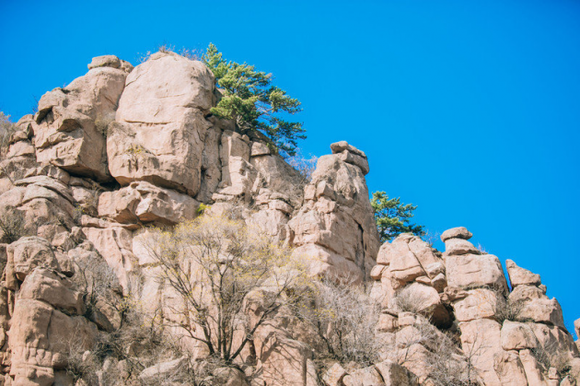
left=202, top=43, right=305, bottom=156
left=0, top=112, right=16, bottom=157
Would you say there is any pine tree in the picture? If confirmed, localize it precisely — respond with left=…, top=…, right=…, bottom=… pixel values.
left=202, top=43, right=305, bottom=156
left=371, top=191, right=425, bottom=242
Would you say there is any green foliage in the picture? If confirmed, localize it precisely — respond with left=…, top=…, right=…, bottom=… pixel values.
left=371, top=191, right=424, bottom=243
left=202, top=43, right=305, bottom=156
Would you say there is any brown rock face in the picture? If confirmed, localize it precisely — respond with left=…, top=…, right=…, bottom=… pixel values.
left=33, top=57, right=128, bottom=181
left=108, top=52, right=215, bottom=196
left=289, top=145, right=381, bottom=281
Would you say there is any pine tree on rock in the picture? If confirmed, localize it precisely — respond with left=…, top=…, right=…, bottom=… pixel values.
left=202, top=43, right=305, bottom=156
left=371, top=191, right=425, bottom=242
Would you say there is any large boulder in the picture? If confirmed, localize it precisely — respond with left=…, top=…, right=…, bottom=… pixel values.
left=108, top=52, right=214, bottom=196
left=33, top=56, right=129, bottom=181
left=446, top=253, right=508, bottom=293
left=505, top=259, right=541, bottom=288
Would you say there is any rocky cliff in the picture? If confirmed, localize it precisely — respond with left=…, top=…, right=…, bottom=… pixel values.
left=0, top=51, right=578, bottom=386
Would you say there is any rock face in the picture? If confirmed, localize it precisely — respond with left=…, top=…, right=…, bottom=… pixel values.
left=289, top=144, right=381, bottom=282
left=33, top=55, right=129, bottom=182
left=1, top=51, right=578, bottom=386
left=108, top=52, right=214, bottom=196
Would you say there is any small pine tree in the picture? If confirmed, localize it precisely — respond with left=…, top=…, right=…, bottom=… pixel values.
left=202, top=43, right=305, bottom=156
left=371, top=191, right=424, bottom=243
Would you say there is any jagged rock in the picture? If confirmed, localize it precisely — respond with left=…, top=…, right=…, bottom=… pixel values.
left=501, top=321, right=538, bottom=350
left=374, top=360, right=417, bottom=385
left=19, top=268, right=85, bottom=315
left=446, top=253, right=508, bottom=293
left=518, top=298, right=565, bottom=328
left=87, top=55, right=121, bottom=70
left=82, top=227, right=136, bottom=292
left=289, top=148, right=380, bottom=281
left=6, top=237, right=60, bottom=288
left=322, top=363, right=347, bottom=386
left=453, top=288, right=501, bottom=322
left=330, top=141, right=370, bottom=175
left=342, top=366, right=383, bottom=386
left=33, top=57, right=127, bottom=181
left=378, top=313, right=399, bottom=332
left=9, top=299, right=96, bottom=386
left=440, top=226, right=473, bottom=242
left=108, top=52, right=214, bottom=195
left=509, top=284, right=547, bottom=303
left=493, top=350, right=529, bottom=386
left=138, top=357, right=187, bottom=382
left=575, top=318, right=580, bottom=339
left=459, top=318, right=503, bottom=385
left=213, top=367, right=248, bottom=386
left=505, top=259, right=541, bottom=288
left=98, top=181, right=199, bottom=225
left=529, top=323, right=580, bottom=358
left=257, top=336, right=316, bottom=386
left=519, top=349, right=548, bottom=386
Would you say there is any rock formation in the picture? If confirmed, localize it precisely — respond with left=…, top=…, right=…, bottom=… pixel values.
left=0, top=52, right=577, bottom=386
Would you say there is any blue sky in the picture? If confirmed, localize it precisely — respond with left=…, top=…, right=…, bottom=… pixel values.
left=1, top=0, right=579, bottom=336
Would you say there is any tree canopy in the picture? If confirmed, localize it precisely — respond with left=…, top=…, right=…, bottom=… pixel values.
left=371, top=191, right=425, bottom=243
left=202, top=43, right=305, bottom=156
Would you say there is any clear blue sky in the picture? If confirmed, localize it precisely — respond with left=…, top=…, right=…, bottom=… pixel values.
left=1, top=0, right=579, bottom=336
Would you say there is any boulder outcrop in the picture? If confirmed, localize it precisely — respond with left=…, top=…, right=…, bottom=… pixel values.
left=0, top=51, right=577, bottom=386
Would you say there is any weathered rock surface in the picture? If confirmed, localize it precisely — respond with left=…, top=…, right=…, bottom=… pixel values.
left=108, top=52, right=214, bottom=196
left=33, top=57, right=128, bottom=181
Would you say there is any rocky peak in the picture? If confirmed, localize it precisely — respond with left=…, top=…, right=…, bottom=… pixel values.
left=0, top=53, right=577, bottom=385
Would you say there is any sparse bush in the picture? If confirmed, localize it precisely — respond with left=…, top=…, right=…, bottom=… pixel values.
left=295, top=277, right=381, bottom=366
left=286, top=150, right=318, bottom=188
left=0, top=112, right=17, bottom=157
left=389, top=321, right=479, bottom=386
left=532, top=340, right=574, bottom=380
left=0, top=206, right=27, bottom=243
left=494, top=295, right=525, bottom=324
left=392, top=285, right=432, bottom=314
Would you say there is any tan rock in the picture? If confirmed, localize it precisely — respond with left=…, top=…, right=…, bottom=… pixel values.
left=459, top=318, right=503, bottom=385
left=289, top=152, right=380, bottom=280
left=509, top=284, right=547, bottom=303
left=258, top=337, right=313, bottom=386
left=374, top=360, right=416, bottom=386
left=529, top=323, right=579, bottom=358
left=453, top=288, right=501, bottom=322
left=19, top=268, right=85, bottom=315
left=322, top=363, right=347, bottom=386
left=505, top=259, right=541, bottom=288
left=444, top=238, right=480, bottom=256
left=109, top=52, right=214, bottom=195
left=213, top=367, right=248, bottom=386
left=138, top=357, right=187, bottom=382
left=519, top=349, right=548, bottom=386
left=501, top=321, right=538, bottom=350
left=519, top=298, right=565, bottom=328
left=99, top=181, right=199, bottom=225
left=34, top=63, right=127, bottom=181
left=87, top=55, right=121, bottom=70
left=446, top=253, right=508, bottom=292
left=342, top=366, right=383, bottom=386
left=6, top=237, right=60, bottom=286
left=440, top=227, right=473, bottom=242
left=493, top=350, right=528, bottom=386
left=378, top=313, right=399, bottom=333
left=292, top=244, right=365, bottom=283
left=82, top=227, right=136, bottom=292
left=370, top=264, right=387, bottom=280
left=195, top=126, right=222, bottom=203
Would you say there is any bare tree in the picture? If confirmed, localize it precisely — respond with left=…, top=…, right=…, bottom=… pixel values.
left=295, top=277, right=382, bottom=366
left=146, top=214, right=305, bottom=365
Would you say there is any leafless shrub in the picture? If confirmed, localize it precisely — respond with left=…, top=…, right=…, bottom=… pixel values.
left=392, top=285, right=432, bottom=314
left=138, top=45, right=202, bottom=63
left=391, top=321, right=479, bottom=386
left=286, top=150, right=318, bottom=188
left=0, top=112, right=17, bottom=157
left=145, top=214, right=308, bottom=365
left=0, top=206, right=28, bottom=243
left=494, top=296, right=525, bottom=324
left=421, top=229, right=440, bottom=248
left=295, top=277, right=381, bottom=366
left=532, top=340, right=574, bottom=380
